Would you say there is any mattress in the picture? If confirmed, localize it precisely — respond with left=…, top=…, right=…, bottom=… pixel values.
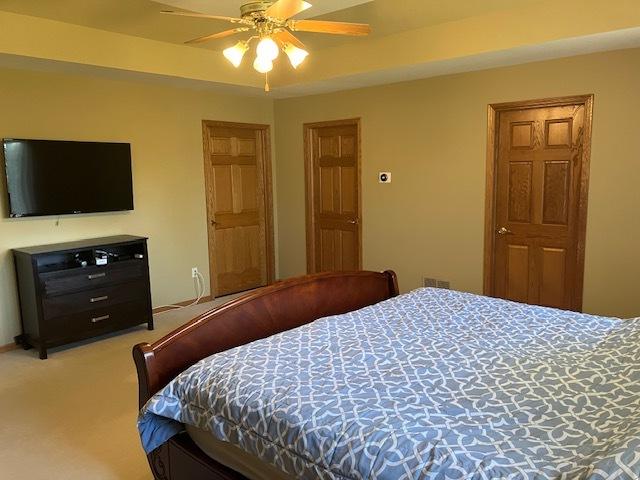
left=186, top=424, right=291, bottom=480
left=139, top=287, right=640, bottom=479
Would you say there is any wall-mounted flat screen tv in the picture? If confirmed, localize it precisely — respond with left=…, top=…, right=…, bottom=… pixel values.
left=3, top=139, right=134, bottom=218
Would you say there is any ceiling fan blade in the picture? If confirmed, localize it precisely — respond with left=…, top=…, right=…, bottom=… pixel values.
left=185, top=28, right=250, bottom=44
left=160, top=10, right=244, bottom=24
left=273, top=29, right=306, bottom=50
left=264, top=0, right=312, bottom=20
left=290, top=19, right=371, bottom=36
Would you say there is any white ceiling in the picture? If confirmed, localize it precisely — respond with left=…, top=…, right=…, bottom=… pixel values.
left=0, top=0, right=637, bottom=98
left=273, top=27, right=640, bottom=98
left=0, top=0, right=549, bottom=51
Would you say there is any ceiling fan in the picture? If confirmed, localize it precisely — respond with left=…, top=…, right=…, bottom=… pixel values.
left=161, top=0, right=371, bottom=91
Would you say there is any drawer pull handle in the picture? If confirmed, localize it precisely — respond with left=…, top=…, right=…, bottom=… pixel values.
left=90, top=296, right=109, bottom=303
left=91, top=315, right=110, bottom=324
left=88, top=273, right=106, bottom=280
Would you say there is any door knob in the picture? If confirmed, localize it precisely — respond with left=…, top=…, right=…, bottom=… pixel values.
left=497, top=227, right=513, bottom=235
left=347, top=219, right=359, bottom=225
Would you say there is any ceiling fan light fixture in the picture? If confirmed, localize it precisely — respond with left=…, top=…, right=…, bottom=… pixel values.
left=164, top=0, right=370, bottom=89
left=253, top=55, right=274, bottom=74
left=283, top=43, right=309, bottom=68
left=256, top=37, right=280, bottom=61
left=223, top=41, right=249, bottom=67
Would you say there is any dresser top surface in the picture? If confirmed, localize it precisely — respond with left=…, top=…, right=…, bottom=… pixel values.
left=13, top=235, right=147, bottom=256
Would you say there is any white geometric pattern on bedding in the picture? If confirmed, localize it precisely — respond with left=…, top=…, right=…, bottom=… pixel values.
left=139, top=288, right=640, bottom=479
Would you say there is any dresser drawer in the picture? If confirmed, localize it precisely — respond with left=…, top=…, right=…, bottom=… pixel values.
left=40, top=260, right=146, bottom=297
left=42, top=281, right=148, bottom=318
left=44, top=300, right=151, bottom=344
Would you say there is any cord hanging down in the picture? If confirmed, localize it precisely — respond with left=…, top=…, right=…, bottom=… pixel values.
left=154, top=271, right=207, bottom=311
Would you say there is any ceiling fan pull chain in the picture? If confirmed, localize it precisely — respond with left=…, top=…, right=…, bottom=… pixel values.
left=265, top=72, right=270, bottom=93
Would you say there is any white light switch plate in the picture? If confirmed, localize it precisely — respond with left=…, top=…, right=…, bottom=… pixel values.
left=378, top=172, right=392, bottom=183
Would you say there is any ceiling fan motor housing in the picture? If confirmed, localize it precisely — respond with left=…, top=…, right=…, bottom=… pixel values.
left=240, top=1, right=275, bottom=18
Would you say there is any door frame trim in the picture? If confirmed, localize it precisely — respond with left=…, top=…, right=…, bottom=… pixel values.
left=483, top=94, right=594, bottom=310
left=202, top=120, right=275, bottom=296
left=304, top=118, right=362, bottom=274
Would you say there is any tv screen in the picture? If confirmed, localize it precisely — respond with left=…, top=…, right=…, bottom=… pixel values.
left=3, top=139, right=134, bottom=218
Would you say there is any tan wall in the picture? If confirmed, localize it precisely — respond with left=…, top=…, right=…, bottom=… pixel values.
left=274, top=48, right=640, bottom=319
left=0, top=67, right=273, bottom=346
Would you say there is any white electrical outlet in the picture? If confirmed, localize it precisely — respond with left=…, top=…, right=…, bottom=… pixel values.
left=191, top=267, right=199, bottom=278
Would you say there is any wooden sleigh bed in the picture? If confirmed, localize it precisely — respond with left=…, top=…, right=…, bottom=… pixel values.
left=133, top=270, right=399, bottom=480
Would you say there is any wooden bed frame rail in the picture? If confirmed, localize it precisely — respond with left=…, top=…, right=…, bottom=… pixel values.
left=132, top=271, right=398, bottom=480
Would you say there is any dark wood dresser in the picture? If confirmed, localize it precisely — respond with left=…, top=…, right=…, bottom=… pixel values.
left=13, top=235, right=153, bottom=359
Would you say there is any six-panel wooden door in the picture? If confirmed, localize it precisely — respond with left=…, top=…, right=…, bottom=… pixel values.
left=487, top=97, right=593, bottom=311
left=305, top=120, right=362, bottom=273
left=203, top=122, right=273, bottom=296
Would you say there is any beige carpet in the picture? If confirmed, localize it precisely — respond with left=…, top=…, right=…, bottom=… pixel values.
left=0, top=294, right=243, bottom=480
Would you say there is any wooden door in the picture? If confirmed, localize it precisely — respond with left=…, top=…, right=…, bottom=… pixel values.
left=305, top=119, right=362, bottom=273
left=485, top=96, right=593, bottom=311
left=203, top=121, right=274, bottom=297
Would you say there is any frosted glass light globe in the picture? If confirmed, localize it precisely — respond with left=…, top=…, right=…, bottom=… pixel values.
left=256, top=37, right=279, bottom=61
left=223, top=41, right=249, bottom=68
left=283, top=44, right=309, bottom=68
left=253, top=56, right=273, bottom=73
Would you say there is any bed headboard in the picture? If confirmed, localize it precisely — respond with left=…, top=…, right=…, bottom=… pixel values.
left=133, top=270, right=398, bottom=408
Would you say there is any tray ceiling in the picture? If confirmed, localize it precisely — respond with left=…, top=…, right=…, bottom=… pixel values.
left=0, top=0, right=548, bottom=50
left=0, top=0, right=637, bottom=97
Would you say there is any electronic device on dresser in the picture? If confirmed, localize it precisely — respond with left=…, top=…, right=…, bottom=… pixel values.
left=13, top=235, right=153, bottom=359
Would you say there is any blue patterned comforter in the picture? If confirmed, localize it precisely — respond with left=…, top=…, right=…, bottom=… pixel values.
left=138, top=288, right=640, bottom=479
